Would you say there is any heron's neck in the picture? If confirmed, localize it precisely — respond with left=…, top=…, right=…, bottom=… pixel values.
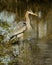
left=25, top=14, right=32, bottom=30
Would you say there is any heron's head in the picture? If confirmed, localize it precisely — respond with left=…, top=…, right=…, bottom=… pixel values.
left=25, top=10, right=38, bottom=17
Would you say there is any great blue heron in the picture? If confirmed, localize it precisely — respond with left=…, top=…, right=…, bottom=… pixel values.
left=10, top=10, right=38, bottom=40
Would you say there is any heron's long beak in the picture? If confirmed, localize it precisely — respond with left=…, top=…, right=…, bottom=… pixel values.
left=32, top=13, right=38, bottom=16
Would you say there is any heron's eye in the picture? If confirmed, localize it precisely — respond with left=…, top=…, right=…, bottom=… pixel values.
left=23, top=22, right=26, bottom=25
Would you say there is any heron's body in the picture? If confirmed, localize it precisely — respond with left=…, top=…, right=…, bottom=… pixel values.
left=10, top=21, right=26, bottom=39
